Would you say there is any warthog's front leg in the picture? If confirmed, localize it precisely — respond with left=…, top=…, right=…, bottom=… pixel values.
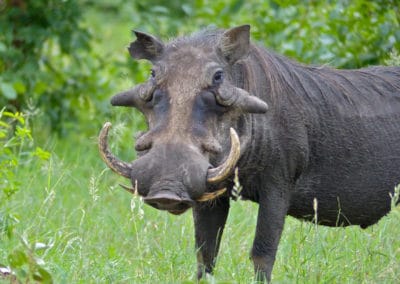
left=251, top=185, right=290, bottom=283
left=192, top=196, right=230, bottom=279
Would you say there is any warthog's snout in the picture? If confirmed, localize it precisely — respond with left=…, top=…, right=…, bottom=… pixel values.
left=143, top=191, right=193, bottom=215
left=98, top=122, right=241, bottom=206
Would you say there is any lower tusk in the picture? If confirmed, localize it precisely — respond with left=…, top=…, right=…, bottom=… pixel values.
left=118, top=183, right=137, bottom=195
left=118, top=179, right=138, bottom=195
left=196, top=188, right=227, bottom=202
left=207, top=128, right=241, bottom=184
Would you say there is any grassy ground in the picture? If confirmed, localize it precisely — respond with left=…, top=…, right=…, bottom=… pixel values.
left=1, top=132, right=399, bottom=283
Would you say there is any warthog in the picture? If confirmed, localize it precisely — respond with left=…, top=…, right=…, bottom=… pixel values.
left=99, top=25, right=400, bottom=281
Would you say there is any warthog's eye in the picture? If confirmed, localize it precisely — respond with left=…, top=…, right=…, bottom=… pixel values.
left=150, top=69, right=156, bottom=79
left=212, top=70, right=224, bottom=85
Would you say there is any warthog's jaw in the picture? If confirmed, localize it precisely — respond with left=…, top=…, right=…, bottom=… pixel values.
left=98, top=122, right=239, bottom=206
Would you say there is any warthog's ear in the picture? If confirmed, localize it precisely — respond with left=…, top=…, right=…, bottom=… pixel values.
left=218, top=25, right=250, bottom=64
left=129, top=31, right=164, bottom=62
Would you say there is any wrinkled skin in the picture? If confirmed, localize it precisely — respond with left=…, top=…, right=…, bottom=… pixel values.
left=99, top=25, right=400, bottom=282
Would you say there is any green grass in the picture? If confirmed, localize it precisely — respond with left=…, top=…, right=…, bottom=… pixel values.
left=1, top=133, right=399, bottom=283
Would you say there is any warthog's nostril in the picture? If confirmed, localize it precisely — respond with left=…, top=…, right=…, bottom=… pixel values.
left=135, top=132, right=153, bottom=151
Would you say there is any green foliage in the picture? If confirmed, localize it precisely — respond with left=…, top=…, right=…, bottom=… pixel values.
left=6, top=237, right=53, bottom=283
left=386, top=49, right=400, bottom=66
left=241, top=0, right=400, bottom=68
left=0, top=108, right=50, bottom=203
left=0, top=0, right=114, bottom=135
left=0, top=108, right=51, bottom=281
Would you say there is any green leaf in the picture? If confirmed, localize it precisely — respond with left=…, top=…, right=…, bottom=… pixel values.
left=33, top=81, right=48, bottom=96
left=34, top=266, right=53, bottom=284
left=0, top=82, right=17, bottom=100
left=0, top=42, right=6, bottom=52
left=8, top=249, right=28, bottom=268
left=13, top=81, right=27, bottom=94
left=34, top=147, right=51, bottom=161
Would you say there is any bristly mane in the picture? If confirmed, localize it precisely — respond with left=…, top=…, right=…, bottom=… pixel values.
left=243, top=44, right=400, bottom=117
left=166, top=27, right=223, bottom=51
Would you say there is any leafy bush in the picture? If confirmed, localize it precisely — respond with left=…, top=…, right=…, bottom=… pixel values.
left=99, top=1, right=399, bottom=68
left=0, top=108, right=50, bottom=234
left=242, top=0, right=400, bottom=68
left=0, top=109, right=49, bottom=202
left=0, top=0, right=116, bottom=135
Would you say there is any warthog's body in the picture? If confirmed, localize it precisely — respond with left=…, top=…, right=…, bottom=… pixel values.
left=99, top=25, right=400, bottom=281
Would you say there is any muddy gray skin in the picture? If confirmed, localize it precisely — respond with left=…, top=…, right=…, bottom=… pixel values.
left=99, top=25, right=400, bottom=282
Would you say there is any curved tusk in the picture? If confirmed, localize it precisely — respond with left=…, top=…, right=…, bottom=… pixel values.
left=119, top=183, right=137, bottom=195
left=196, top=188, right=227, bottom=202
left=207, top=128, right=241, bottom=184
left=98, top=122, right=132, bottom=179
left=118, top=180, right=139, bottom=195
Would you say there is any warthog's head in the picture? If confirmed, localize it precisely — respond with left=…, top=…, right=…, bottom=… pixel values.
left=99, top=25, right=267, bottom=214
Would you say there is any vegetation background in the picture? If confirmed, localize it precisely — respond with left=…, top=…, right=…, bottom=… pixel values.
left=1, top=0, right=399, bottom=283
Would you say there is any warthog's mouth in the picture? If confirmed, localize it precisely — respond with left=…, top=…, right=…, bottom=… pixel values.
left=119, top=183, right=227, bottom=213
left=119, top=184, right=226, bottom=209
left=144, top=189, right=228, bottom=215
left=168, top=208, right=189, bottom=215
